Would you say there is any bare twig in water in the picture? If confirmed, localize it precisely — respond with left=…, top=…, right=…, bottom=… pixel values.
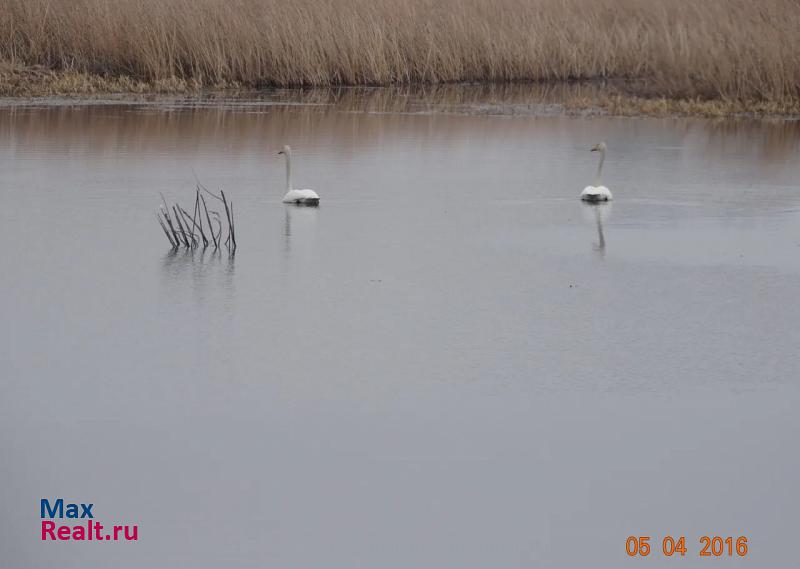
left=179, top=205, right=204, bottom=247
left=193, top=189, right=209, bottom=248
left=156, top=212, right=177, bottom=248
left=212, top=212, right=223, bottom=245
left=156, top=184, right=235, bottom=252
left=191, top=191, right=202, bottom=246
left=172, top=205, right=192, bottom=247
left=159, top=195, right=182, bottom=246
left=220, top=190, right=236, bottom=251
left=229, top=201, right=236, bottom=249
left=192, top=169, right=223, bottom=201
left=200, top=193, right=218, bottom=249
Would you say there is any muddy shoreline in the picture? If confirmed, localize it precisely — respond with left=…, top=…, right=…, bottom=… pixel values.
left=1, top=67, right=798, bottom=119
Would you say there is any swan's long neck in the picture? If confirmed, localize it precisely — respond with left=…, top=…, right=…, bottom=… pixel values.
left=284, top=152, right=293, bottom=191
left=595, top=148, right=605, bottom=186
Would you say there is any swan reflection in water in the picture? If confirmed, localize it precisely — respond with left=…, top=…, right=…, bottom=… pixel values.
left=283, top=203, right=320, bottom=256
left=581, top=202, right=612, bottom=256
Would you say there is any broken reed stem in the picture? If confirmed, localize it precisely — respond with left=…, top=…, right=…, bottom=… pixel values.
left=159, top=195, right=182, bottom=246
left=220, top=190, right=236, bottom=252
left=172, top=205, right=191, bottom=247
left=179, top=205, right=206, bottom=247
left=213, top=213, right=223, bottom=245
left=220, top=190, right=230, bottom=247
left=200, top=193, right=218, bottom=249
left=160, top=208, right=180, bottom=247
left=177, top=207, right=197, bottom=245
left=167, top=206, right=184, bottom=247
left=156, top=213, right=177, bottom=248
left=229, top=202, right=236, bottom=250
left=156, top=186, right=235, bottom=252
left=192, top=191, right=199, bottom=235
left=193, top=190, right=209, bottom=247
left=181, top=208, right=200, bottom=246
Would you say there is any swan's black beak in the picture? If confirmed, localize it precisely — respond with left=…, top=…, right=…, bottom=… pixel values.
left=277, top=151, right=284, bottom=155
left=590, top=147, right=598, bottom=152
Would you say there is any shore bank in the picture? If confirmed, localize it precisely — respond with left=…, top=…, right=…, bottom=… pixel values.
left=2, top=67, right=798, bottom=120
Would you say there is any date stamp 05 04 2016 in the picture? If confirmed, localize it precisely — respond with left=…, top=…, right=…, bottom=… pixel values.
left=626, top=536, right=748, bottom=558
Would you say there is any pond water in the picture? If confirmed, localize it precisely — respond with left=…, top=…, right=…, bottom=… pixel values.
left=1, top=89, right=799, bottom=568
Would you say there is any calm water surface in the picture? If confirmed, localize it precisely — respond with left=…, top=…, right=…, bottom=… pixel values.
left=1, top=90, right=799, bottom=568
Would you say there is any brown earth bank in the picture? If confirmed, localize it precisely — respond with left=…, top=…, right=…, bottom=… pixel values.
left=1, top=64, right=799, bottom=119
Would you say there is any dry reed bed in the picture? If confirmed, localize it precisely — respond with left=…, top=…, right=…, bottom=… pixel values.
left=0, top=0, right=798, bottom=104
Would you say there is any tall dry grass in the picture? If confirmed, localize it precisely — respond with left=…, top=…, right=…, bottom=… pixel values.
left=0, top=0, right=798, bottom=102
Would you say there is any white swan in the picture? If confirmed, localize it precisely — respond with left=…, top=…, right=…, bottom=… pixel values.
left=580, top=142, right=613, bottom=202
left=278, top=145, right=320, bottom=206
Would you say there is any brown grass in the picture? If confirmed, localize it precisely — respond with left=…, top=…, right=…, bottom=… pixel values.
left=0, top=0, right=798, bottom=105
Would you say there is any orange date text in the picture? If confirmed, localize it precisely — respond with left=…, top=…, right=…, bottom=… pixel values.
left=625, top=536, right=748, bottom=558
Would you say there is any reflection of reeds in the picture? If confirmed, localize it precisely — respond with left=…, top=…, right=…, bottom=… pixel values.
left=156, top=187, right=235, bottom=252
left=0, top=0, right=798, bottom=104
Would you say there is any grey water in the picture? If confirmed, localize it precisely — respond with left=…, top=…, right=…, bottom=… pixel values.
left=1, top=89, right=799, bottom=568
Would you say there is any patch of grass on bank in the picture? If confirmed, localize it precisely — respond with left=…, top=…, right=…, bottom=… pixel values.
left=563, top=95, right=800, bottom=119
left=0, top=63, right=238, bottom=96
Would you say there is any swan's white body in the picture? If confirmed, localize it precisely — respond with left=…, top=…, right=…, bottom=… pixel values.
left=283, top=188, right=320, bottom=204
left=581, top=185, right=612, bottom=202
left=581, top=142, right=613, bottom=202
left=279, top=145, right=320, bottom=206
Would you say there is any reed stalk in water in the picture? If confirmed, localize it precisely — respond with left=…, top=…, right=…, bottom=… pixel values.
left=156, top=187, right=235, bottom=252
